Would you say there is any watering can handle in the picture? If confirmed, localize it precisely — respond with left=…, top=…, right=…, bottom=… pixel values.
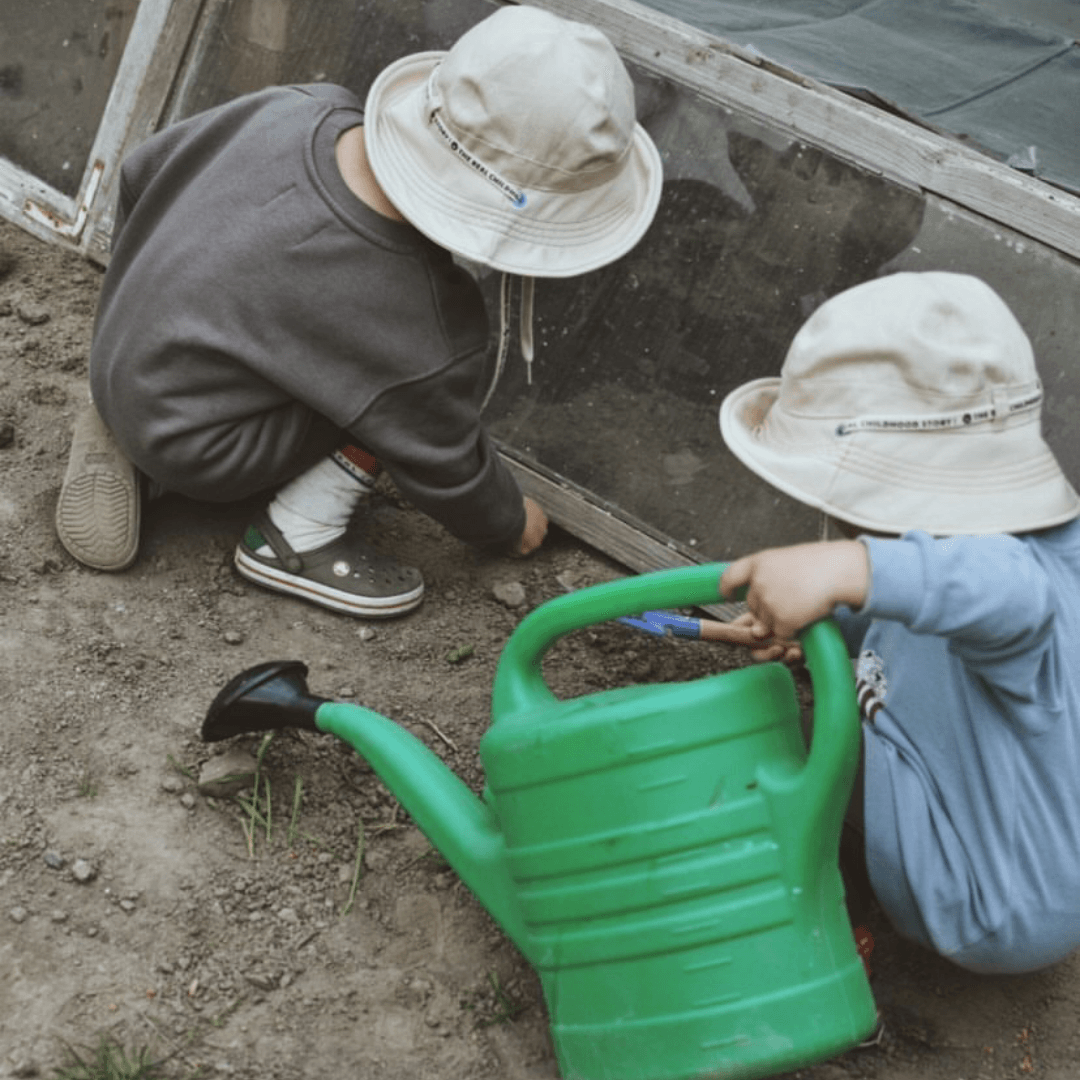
left=491, top=562, right=860, bottom=810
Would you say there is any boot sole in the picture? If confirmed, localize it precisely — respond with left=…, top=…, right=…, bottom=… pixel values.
left=55, top=406, right=141, bottom=571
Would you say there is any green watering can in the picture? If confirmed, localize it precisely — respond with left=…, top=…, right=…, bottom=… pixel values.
left=203, top=563, right=876, bottom=1080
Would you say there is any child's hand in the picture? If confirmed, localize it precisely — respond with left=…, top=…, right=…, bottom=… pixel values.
left=699, top=612, right=804, bottom=664
left=515, top=496, right=549, bottom=556
left=720, top=540, right=870, bottom=642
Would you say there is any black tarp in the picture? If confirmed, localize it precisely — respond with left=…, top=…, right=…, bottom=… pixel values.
left=646, top=0, right=1080, bottom=194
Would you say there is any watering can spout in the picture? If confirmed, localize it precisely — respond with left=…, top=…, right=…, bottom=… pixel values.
left=202, top=662, right=527, bottom=954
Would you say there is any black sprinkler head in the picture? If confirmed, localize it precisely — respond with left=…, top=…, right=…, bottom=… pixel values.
left=202, top=660, right=328, bottom=742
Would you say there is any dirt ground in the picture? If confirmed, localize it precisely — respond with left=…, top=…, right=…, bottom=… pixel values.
left=2, top=216, right=1079, bottom=1080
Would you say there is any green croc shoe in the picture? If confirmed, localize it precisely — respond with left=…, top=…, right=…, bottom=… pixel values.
left=234, top=513, right=424, bottom=618
left=55, top=403, right=141, bottom=571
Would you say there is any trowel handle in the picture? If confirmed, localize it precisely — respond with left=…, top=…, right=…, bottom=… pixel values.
left=493, top=563, right=739, bottom=715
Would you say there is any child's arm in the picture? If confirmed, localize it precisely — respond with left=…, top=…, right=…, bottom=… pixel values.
left=719, top=540, right=871, bottom=642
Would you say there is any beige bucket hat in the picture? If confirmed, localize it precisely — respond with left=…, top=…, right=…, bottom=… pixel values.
left=719, top=272, right=1080, bottom=536
left=363, top=5, right=663, bottom=278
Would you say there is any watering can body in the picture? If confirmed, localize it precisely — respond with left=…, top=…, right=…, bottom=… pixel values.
left=206, top=563, right=876, bottom=1080
left=479, top=563, right=876, bottom=1079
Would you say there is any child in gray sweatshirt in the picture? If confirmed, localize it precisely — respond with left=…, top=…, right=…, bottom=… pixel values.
left=56, top=6, right=662, bottom=618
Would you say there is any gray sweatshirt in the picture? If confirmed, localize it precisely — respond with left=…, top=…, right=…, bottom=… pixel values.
left=90, top=83, right=525, bottom=550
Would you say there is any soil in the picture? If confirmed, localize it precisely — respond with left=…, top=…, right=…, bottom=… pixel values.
left=2, top=216, right=1079, bottom=1080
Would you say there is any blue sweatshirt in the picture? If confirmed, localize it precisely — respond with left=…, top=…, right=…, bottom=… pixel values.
left=837, top=522, right=1080, bottom=973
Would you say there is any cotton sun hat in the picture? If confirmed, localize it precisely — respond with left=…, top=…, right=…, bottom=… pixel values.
left=719, top=271, right=1080, bottom=536
left=362, top=5, right=663, bottom=278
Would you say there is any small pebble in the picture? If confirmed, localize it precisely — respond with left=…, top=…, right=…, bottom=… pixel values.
left=16, top=301, right=50, bottom=325
left=50, top=910, right=68, bottom=924
left=43, top=850, right=65, bottom=870
left=161, top=776, right=184, bottom=794
left=119, top=899, right=137, bottom=913
left=358, top=626, right=376, bottom=642
left=71, top=859, right=97, bottom=884
left=493, top=580, right=527, bottom=608
left=8, top=1054, right=38, bottom=1079
left=555, top=569, right=584, bottom=591
left=180, top=792, right=196, bottom=810
left=9, top=906, right=28, bottom=923
left=223, top=629, right=245, bottom=645
left=197, top=747, right=256, bottom=798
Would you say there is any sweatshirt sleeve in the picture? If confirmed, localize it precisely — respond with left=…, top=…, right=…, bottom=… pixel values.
left=859, top=531, right=1056, bottom=701
left=348, top=363, right=526, bottom=551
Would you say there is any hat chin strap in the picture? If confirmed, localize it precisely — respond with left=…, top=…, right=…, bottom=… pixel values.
left=481, top=273, right=535, bottom=411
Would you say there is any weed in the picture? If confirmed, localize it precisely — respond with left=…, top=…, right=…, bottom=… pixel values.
left=480, top=971, right=525, bottom=1027
left=234, top=733, right=274, bottom=857
left=52, top=1034, right=166, bottom=1080
left=339, top=814, right=366, bottom=917
left=286, top=775, right=304, bottom=849
left=77, top=771, right=98, bottom=799
left=166, top=754, right=196, bottom=782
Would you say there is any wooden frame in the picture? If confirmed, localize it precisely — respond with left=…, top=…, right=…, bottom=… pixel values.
left=0, top=0, right=205, bottom=262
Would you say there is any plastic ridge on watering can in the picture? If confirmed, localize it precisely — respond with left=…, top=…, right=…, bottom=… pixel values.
left=202, top=562, right=877, bottom=1080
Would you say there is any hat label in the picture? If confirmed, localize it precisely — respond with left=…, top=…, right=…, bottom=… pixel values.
left=835, top=387, right=1042, bottom=436
left=429, top=109, right=528, bottom=209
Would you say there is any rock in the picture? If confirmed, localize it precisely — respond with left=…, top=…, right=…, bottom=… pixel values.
left=358, top=626, right=376, bottom=641
left=180, top=793, right=196, bottom=810
left=222, top=629, right=245, bottom=645
left=9, top=906, right=28, bottom=924
left=555, top=569, right=584, bottom=591
left=119, top=899, right=137, bottom=913
left=161, top=776, right=184, bottom=794
left=43, top=850, right=64, bottom=870
left=197, top=747, right=256, bottom=798
left=8, top=1053, right=39, bottom=1078
left=493, top=580, right=527, bottom=608
left=364, top=848, right=390, bottom=873
left=50, top=910, right=68, bottom=924
left=16, top=300, right=50, bottom=326
left=70, top=859, right=97, bottom=884
left=244, top=971, right=278, bottom=991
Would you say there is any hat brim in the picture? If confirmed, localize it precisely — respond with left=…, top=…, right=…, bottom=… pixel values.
left=363, top=52, right=664, bottom=278
left=720, top=378, right=1080, bottom=536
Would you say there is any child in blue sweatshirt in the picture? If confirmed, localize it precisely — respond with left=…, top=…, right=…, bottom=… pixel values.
left=716, top=271, right=1080, bottom=974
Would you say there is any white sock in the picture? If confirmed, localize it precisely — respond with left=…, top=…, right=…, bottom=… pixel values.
left=258, top=450, right=377, bottom=555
